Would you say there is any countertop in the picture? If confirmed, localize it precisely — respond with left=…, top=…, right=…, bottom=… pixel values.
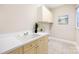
left=0, top=31, right=48, bottom=54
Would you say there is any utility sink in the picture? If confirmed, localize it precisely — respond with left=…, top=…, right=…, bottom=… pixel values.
left=16, top=32, right=40, bottom=40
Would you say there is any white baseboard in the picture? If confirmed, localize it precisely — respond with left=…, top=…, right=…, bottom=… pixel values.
left=75, top=44, right=79, bottom=53
left=49, top=37, right=76, bottom=45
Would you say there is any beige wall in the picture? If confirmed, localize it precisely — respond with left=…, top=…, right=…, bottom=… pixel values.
left=0, top=5, right=38, bottom=33
left=51, top=4, right=76, bottom=41
left=0, top=4, right=77, bottom=42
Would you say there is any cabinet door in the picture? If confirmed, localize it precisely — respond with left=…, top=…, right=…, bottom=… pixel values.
left=37, top=6, right=53, bottom=23
left=36, top=36, right=48, bottom=54
left=24, top=40, right=37, bottom=54
left=42, top=6, right=53, bottom=23
left=37, top=6, right=42, bottom=22
left=24, top=47, right=36, bottom=54
left=8, top=47, right=23, bottom=54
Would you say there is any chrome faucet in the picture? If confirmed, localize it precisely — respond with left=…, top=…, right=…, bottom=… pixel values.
left=24, top=32, right=28, bottom=36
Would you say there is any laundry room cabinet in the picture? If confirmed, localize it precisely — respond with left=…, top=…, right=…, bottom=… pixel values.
left=7, top=35, right=48, bottom=54
left=23, top=35, right=48, bottom=54
left=37, top=6, right=53, bottom=23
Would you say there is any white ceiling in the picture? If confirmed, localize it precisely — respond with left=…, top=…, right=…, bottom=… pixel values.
left=44, top=4, right=64, bottom=9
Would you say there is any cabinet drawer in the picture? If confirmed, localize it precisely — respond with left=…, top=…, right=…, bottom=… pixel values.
left=39, top=36, right=48, bottom=42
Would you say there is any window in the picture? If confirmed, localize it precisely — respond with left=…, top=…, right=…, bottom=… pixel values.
left=76, top=7, right=79, bottom=29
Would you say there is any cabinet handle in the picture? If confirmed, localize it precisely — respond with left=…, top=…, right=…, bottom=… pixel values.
left=30, top=44, right=35, bottom=47
left=37, top=46, right=39, bottom=47
left=30, top=45, right=32, bottom=47
left=35, top=46, right=39, bottom=48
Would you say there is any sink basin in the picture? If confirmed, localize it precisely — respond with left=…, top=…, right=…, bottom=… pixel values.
left=16, top=33, right=40, bottom=40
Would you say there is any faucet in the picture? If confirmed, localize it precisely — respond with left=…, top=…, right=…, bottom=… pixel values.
left=24, top=32, right=28, bottom=36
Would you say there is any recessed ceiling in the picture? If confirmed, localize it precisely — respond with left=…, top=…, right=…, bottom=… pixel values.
left=44, top=4, right=64, bottom=9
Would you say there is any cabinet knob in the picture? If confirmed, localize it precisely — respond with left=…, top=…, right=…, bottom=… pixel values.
left=37, top=46, right=39, bottom=47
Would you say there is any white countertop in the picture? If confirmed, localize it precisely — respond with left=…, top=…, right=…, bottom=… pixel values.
left=0, top=32, right=48, bottom=54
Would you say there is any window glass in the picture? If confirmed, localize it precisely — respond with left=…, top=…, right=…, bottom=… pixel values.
left=77, top=7, right=79, bottom=28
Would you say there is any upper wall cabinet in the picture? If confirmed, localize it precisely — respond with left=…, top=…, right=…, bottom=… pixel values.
left=37, top=6, right=53, bottom=23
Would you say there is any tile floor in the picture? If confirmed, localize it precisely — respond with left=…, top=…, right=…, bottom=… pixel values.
left=48, top=38, right=78, bottom=54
